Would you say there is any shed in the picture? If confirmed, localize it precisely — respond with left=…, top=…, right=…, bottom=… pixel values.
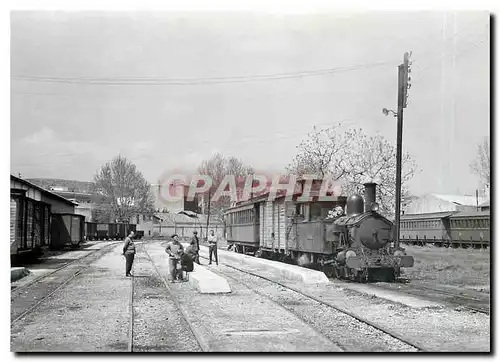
left=10, top=175, right=78, bottom=254
left=403, top=193, right=488, bottom=214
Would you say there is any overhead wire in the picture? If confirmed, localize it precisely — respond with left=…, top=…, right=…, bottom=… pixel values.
left=11, top=59, right=398, bottom=85
left=11, top=19, right=489, bottom=173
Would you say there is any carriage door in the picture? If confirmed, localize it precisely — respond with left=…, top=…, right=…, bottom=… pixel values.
left=254, top=205, right=260, bottom=243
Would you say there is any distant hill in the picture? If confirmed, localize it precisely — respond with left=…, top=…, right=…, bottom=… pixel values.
left=26, top=178, right=97, bottom=194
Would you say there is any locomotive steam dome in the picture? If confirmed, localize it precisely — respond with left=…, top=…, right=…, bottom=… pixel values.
left=346, top=194, right=364, bottom=216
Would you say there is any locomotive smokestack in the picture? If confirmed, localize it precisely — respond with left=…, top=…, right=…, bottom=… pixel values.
left=364, top=182, right=377, bottom=212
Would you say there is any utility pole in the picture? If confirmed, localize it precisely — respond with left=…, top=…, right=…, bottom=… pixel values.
left=394, top=51, right=412, bottom=250
left=476, top=189, right=479, bottom=211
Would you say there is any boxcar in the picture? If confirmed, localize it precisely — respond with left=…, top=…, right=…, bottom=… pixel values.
left=259, top=198, right=346, bottom=264
left=10, top=191, right=51, bottom=259
left=96, top=223, right=110, bottom=240
left=85, top=222, right=137, bottom=241
left=51, top=213, right=85, bottom=249
left=85, top=222, right=98, bottom=240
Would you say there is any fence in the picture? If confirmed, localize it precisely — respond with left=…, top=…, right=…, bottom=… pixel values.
left=138, top=221, right=225, bottom=240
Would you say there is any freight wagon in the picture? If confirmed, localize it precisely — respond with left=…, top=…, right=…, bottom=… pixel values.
left=85, top=222, right=141, bottom=240
left=50, top=213, right=85, bottom=249
left=10, top=191, right=51, bottom=259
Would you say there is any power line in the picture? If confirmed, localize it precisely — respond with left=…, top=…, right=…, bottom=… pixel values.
left=11, top=60, right=397, bottom=86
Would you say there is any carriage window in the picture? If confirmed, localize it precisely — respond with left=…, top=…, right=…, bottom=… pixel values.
left=303, top=204, right=310, bottom=221
left=310, top=203, right=323, bottom=221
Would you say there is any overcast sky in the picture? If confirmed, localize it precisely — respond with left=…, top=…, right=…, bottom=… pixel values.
left=10, top=11, right=490, bottom=196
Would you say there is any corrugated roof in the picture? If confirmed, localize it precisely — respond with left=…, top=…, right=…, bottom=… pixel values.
left=449, top=210, right=490, bottom=218
left=431, top=193, right=487, bottom=206
left=11, top=175, right=78, bottom=206
left=154, top=211, right=216, bottom=224
left=480, top=200, right=490, bottom=207
left=401, top=211, right=457, bottom=220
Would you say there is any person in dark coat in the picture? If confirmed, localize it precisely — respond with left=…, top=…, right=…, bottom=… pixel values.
left=122, top=231, right=136, bottom=277
left=191, top=231, right=201, bottom=265
left=181, top=246, right=195, bottom=273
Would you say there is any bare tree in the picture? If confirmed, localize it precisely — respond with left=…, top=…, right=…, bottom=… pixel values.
left=94, top=155, right=154, bottom=223
left=340, top=128, right=416, bottom=217
left=287, top=125, right=348, bottom=179
left=288, top=125, right=417, bottom=217
left=197, top=153, right=253, bottom=236
left=470, top=137, right=490, bottom=189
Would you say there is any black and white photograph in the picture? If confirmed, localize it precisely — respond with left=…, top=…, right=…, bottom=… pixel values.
left=8, top=4, right=491, bottom=353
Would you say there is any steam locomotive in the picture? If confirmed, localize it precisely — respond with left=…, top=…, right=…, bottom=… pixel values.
left=224, top=180, right=414, bottom=282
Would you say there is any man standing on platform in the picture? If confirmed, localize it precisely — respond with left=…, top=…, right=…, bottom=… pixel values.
left=208, top=230, right=218, bottom=265
left=122, top=230, right=136, bottom=277
left=191, top=231, right=201, bottom=265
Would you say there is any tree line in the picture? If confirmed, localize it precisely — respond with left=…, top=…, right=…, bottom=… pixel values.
left=90, top=127, right=489, bottom=225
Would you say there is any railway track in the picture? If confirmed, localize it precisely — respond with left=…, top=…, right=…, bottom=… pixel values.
left=200, top=255, right=426, bottom=352
left=141, top=245, right=209, bottom=352
left=11, top=241, right=120, bottom=297
left=11, top=242, right=120, bottom=324
left=391, top=282, right=490, bottom=314
left=218, top=245, right=490, bottom=316
left=128, top=265, right=134, bottom=352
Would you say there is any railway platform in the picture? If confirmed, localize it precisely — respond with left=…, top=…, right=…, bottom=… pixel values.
left=195, top=244, right=330, bottom=284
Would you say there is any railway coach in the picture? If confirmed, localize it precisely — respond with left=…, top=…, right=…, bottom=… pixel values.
left=400, top=210, right=490, bottom=248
